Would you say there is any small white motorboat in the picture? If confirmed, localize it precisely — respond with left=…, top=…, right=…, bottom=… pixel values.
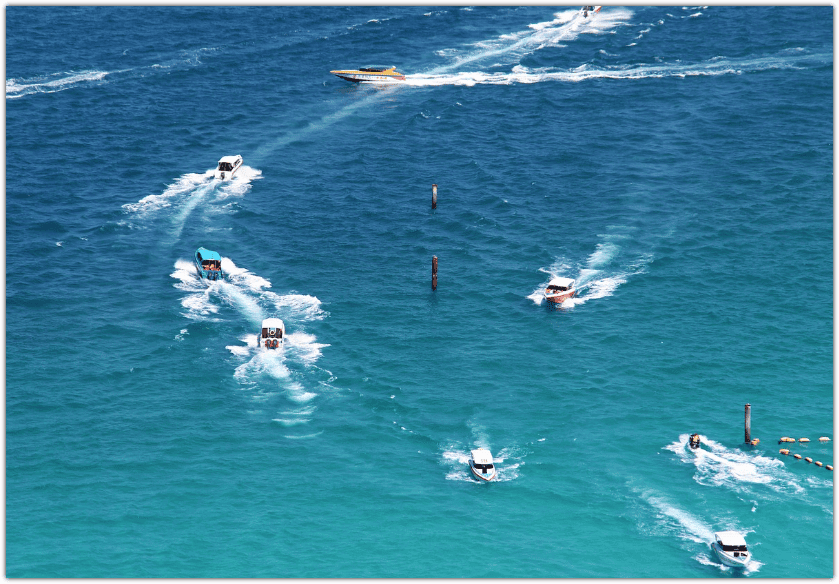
left=468, top=448, right=497, bottom=482
left=259, top=317, right=285, bottom=349
left=214, top=155, right=243, bottom=180
left=711, top=531, right=751, bottom=568
left=544, top=277, right=577, bottom=304
left=581, top=6, right=602, bottom=18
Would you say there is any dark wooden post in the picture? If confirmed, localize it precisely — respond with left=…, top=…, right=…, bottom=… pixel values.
left=744, top=403, right=751, bottom=444
left=432, top=256, right=438, bottom=290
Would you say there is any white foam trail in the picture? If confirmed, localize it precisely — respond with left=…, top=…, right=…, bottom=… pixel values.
left=222, top=258, right=272, bottom=292
left=124, top=171, right=213, bottom=215
left=170, top=259, right=222, bottom=320
left=665, top=434, right=806, bottom=495
left=271, top=294, right=326, bottom=322
left=124, top=166, right=261, bottom=238
left=442, top=448, right=475, bottom=482
left=530, top=233, right=652, bottom=306
left=406, top=51, right=830, bottom=87
left=441, top=443, right=524, bottom=482
left=6, top=70, right=114, bottom=99
left=425, top=8, right=632, bottom=75
left=7, top=48, right=218, bottom=100
left=696, top=552, right=764, bottom=575
left=171, top=181, right=217, bottom=239
left=251, top=91, right=390, bottom=163
left=213, top=166, right=263, bottom=201
left=642, top=492, right=715, bottom=543
left=285, top=331, right=329, bottom=365
left=214, top=280, right=265, bottom=326
left=234, top=350, right=291, bottom=384
left=221, top=259, right=326, bottom=323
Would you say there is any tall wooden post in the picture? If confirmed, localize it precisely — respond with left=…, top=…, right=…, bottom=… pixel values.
left=432, top=256, right=438, bottom=290
left=744, top=403, right=751, bottom=444
left=432, top=184, right=438, bottom=209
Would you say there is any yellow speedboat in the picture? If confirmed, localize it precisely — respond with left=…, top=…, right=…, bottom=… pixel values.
left=330, top=66, right=406, bottom=83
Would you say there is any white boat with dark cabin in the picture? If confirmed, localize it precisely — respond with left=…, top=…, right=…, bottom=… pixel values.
left=214, top=155, right=243, bottom=181
left=260, top=318, right=285, bottom=349
left=468, top=448, right=497, bottom=482
left=711, top=531, right=751, bottom=568
left=581, top=6, right=602, bottom=18
left=544, top=277, right=577, bottom=304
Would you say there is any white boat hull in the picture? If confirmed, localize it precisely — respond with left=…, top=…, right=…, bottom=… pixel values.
left=469, top=463, right=497, bottom=482
left=333, top=72, right=405, bottom=83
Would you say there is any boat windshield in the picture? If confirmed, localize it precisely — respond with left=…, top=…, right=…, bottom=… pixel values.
left=720, top=544, right=748, bottom=552
left=547, top=285, right=569, bottom=292
left=473, top=463, right=494, bottom=470
left=218, top=162, right=234, bottom=171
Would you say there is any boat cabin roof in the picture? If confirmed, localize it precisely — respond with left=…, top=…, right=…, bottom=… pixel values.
left=547, top=277, right=575, bottom=288
left=196, top=247, right=222, bottom=261
left=714, top=531, right=747, bottom=546
left=359, top=66, right=394, bottom=72
left=262, top=318, right=285, bottom=330
left=470, top=448, right=494, bottom=465
left=217, top=155, right=242, bottom=164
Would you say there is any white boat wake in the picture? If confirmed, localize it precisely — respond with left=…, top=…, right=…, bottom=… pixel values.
left=123, top=165, right=262, bottom=238
left=636, top=489, right=764, bottom=574
left=529, top=231, right=652, bottom=307
left=440, top=441, right=525, bottom=483
left=6, top=47, right=218, bottom=99
left=170, top=257, right=330, bottom=424
left=664, top=433, right=808, bottom=497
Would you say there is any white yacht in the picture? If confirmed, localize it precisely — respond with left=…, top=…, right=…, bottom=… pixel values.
left=468, top=448, right=497, bottom=482
left=214, top=155, right=243, bottom=180
left=711, top=531, right=751, bottom=568
left=260, top=318, right=285, bottom=349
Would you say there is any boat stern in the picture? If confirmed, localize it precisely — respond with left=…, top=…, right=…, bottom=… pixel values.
left=260, top=318, right=286, bottom=349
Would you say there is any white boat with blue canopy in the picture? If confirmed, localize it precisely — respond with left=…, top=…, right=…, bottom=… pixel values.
left=194, top=247, right=223, bottom=281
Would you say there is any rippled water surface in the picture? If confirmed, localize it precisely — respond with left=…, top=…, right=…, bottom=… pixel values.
left=6, top=6, right=833, bottom=577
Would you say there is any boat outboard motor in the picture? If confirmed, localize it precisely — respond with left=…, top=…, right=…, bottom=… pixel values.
left=219, top=171, right=226, bottom=180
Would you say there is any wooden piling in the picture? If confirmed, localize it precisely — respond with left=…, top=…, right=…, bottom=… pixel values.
left=744, top=403, right=751, bottom=444
left=432, top=256, right=438, bottom=290
left=432, top=184, right=438, bottom=209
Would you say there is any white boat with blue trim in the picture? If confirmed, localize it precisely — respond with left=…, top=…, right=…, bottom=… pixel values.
left=468, top=448, right=497, bottom=482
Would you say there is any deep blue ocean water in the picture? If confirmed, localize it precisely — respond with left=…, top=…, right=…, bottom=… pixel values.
left=6, top=5, right=833, bottom=578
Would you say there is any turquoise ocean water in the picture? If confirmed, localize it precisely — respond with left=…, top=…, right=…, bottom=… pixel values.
left=6, top=6, right=833, bottom=577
